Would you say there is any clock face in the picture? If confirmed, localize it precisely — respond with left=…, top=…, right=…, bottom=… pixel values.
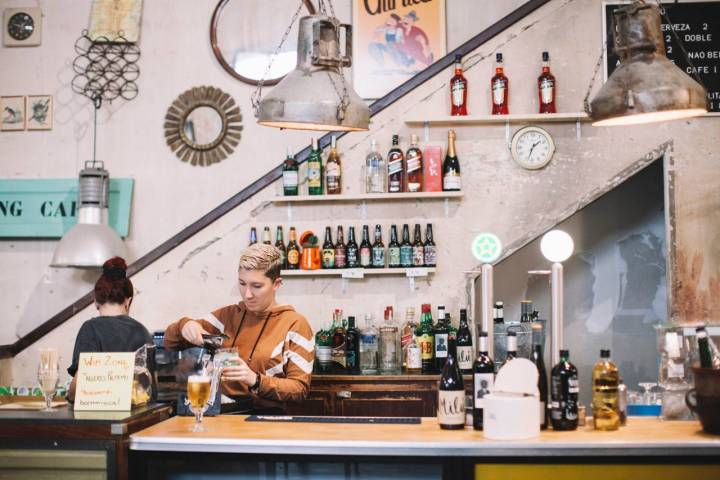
left=7, top=12, right=34, bottom=41
left=510, top=126, right=555, bottom=170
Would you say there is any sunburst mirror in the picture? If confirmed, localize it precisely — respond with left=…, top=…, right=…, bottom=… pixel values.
left=163, top=86, right=242, bottom=166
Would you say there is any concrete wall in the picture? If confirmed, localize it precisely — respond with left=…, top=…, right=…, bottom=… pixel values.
left=2, top=0, right=719, bottom=389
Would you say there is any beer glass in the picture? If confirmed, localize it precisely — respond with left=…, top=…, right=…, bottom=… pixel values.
left=37, top=348, right=60, bottom=411
left=186, top=360, right=216, bottom=432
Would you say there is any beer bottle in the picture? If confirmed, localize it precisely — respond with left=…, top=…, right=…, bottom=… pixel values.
left=412, top=224, right=424, bottom=267
left=346, top=226, right=359, bottom=268
left=249, top=227, right=258, bottom=246
left=262, top=226, right=271, bottom=245
left=387, top=225, right=401, bottom=268
left=322, top=227, right=335, bottom=269
left=286, top=227, right=300, bottom=270
left=399, top=224, right=413, bottom=267
left=371, top=225, right=385, bottom=268
left=359, top=225, right=372, bottom=268
left=387, top=135, right=404, bottom=193
left=334, top=226, right=347, bottom=269
left=275, top=226, right=287, bottom=270
left=423, top=224, right=437, bottom=267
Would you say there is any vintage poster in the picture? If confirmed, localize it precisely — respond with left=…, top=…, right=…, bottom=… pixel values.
left=88, top=0, right=143, bottom=42
left=352, top=0, right=446, bottom=99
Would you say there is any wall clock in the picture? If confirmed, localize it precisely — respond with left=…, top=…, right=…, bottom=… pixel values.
left=3, top=8, right=42, bottom=46
left=510, top=125, right=555, bottom=170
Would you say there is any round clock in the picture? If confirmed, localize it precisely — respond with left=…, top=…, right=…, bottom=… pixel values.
left=7, top=12, right=34, bottom=41
left=510, top=125, right=555, bottom=170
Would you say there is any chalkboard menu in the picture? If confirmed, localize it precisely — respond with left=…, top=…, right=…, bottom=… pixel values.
left=604, top=1, right=720, bottom=113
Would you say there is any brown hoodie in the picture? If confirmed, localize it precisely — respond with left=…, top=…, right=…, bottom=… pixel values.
left=164, top=303, right=314, bottom=410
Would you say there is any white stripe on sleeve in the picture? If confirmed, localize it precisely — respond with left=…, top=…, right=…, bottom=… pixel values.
left=203, top=312, right=225, bottom=333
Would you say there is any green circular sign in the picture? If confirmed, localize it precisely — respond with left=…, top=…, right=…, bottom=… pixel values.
left=472, top=233, right=502, bottom=263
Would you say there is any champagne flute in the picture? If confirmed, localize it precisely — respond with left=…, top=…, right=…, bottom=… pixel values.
left=37, top=348, right=60, bottom=411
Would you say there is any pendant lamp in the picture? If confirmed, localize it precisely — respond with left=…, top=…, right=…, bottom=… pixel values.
left=590, top=1, right=707, bottom=126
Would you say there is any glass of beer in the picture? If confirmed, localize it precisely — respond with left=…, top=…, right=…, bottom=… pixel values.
left=37, top=348, right=60, bottom=411
left=187, top=374, right=212, bottom=432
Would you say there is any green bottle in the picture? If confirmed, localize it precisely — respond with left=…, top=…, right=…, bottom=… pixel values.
left=307, top=138, right=324, bottom=195
left=416, top=303, right=435, bottom=374
left=282, top=146, right=299, bottom=196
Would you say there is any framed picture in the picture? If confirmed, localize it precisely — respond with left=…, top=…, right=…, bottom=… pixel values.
left=26, top=95, right=52, bottom=130
left=1, top=95, right=25, bottom=131
left=352, top=0, right=446, bottom=99
left=88, top=0, right=143, bottom=42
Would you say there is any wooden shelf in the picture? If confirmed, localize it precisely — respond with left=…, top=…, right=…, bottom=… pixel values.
left=281, top=267, right=436, bottom=277
left=272, top=191, right=463, bottom=203
left=404, top=112, right=590, bottom=126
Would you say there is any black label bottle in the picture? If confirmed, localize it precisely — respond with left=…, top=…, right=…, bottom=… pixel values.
left=346, top=226, right=359, bottom=268
left=345, top=316, right=360, bottom=374
left=473, top=332, right=495, bottom=431
left=530, top=323, right=548, bottom=430
left=550, top=349, right=579, bottom=431
left=399, top=224, right=413, bottom=267
left=282, top=146, right=299, bottom=196
left=322, top=226, right=335, bottom=269
left=275, top=226, right=287, bottom=270
left=387, top=135, right=404, bottom=193
left=423, top=224, right=437, bottom=267
left=334, top=226, right=347, bottom=269
left=412, top=224, right=424, bottom=267
left=442, top=130, right=461, bottom=191
left=287, top=227, right=300, bottom=270
left=387, top=225, right=401, bottom=268
left=359, top=225, right=372, bottom=268
left=438, top=339, right=465, bottom=430
left=433, top=306, right=449, bottom=373
left=456, top=309, right=473, bottom=374
left=371, top=225, right=385, bottom=268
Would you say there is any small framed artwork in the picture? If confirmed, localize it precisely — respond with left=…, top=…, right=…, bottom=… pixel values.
left=88, top=0, right=143, bottom=43
left=26, top=95, right=52, bottom=130
left=1, top=95, right=25, bottom=131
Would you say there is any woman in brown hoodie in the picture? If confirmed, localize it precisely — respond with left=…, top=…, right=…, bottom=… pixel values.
left=164, top=244, right=314, bottom=413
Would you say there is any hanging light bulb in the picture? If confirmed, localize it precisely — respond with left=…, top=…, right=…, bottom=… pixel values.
left=590, top=1, right=707, bottom=126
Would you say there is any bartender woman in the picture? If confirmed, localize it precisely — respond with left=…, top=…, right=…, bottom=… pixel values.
left=164, top=244, right=314, bottom=414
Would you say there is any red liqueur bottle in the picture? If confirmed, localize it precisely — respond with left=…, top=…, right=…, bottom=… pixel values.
left=491, top=53, right=509, bottom=115
left=538, top=51, right=556, bottom=113
left=450, top=54, right=468, bottom=116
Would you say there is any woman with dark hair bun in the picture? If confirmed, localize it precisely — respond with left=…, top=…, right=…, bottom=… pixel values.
left=67, top=257, right=151, bottom=402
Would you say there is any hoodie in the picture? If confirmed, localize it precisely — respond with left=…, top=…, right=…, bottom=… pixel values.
left=164, top=303, right=315, bottom=410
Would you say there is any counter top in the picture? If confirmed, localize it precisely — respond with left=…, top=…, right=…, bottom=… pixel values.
left=0, top=398, right=170, bottom=426
left=130, top=416, right=720, bottom=457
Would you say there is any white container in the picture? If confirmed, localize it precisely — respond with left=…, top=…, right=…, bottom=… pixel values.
left=482, top=358, right=540, bottom=440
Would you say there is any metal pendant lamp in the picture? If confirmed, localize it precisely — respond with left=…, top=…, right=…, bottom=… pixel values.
left=256, top=13, right=369, bottom=132
left=590, top=1, right=707, bottom=127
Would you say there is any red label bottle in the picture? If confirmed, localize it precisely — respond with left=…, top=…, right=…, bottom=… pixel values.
left=450, top=54, right=468, bottom=116
left=491, top=53, right=509, bottom=115
left=538, top=51, right=556, bottom=113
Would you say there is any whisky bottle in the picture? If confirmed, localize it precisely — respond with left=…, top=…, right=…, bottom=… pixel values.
left=249, top=227, right=258, bottom=246
left=456, top=309, right=473, bottom=374
left=322, top=226, right=335, bottom=269
left=359, top=225, right=372, bottom=268
left=346, top=226, right=359, bottom=268
left=365, top=139, right=385, bottom=193
left=438, top=338, right=465, bottom=430
left=286, top=227, right=300, bottom=270
left=405, top=134, right=423, bottom=193
left=387, top=135, right=404, bottom=193
left=307, top=138, right=323, bottom=195
left=412, top=224, right=424, bottom=267
left=531, top=323, right=548, bottom=430
left=371, top=224, right=385, bottom=268
left=387, top=224, right=401, bottom=268
left=331, top=309, right=346, bottom=372
left=314, top=321, right=333, bottom=373
left=417, top=304, right=435, bottom=374
left=473, top=331, right=495, bottom=430
left=592, top=349, right=619, bottom=431
left=550, top=349, right=579, bottom=431
left=538, top=51, right=556, bottom=114
left=442, top=130, right=461, bottom=191
left=345, top=316, right=360, bottom=374
left=450, top=53, right=468, bottom=116
left=399, top=224, right=413, bottom=267
left=275, top=226, right=287, bottom=270
left=325, top=135, right=342, bottom=194
left=282, top=146, right=299, bottom=196
left=423, top=224, right=437, bottom=267
left=491, top=53, right=509, bottom=115
left=262, top=226, right=272, bottom=245
left=334, top=226, right=347, bottom=269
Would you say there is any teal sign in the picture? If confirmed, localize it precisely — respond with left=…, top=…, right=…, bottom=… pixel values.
left=0, top=179, right=133, bottom=238
left=472, top=232, right=502, bottom=263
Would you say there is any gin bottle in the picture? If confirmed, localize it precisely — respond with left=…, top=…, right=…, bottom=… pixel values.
left=359, top=314, right=378, bottom=374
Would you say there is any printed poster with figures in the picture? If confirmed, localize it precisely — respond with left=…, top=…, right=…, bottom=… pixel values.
left=352, top=0, right=446, bottom=99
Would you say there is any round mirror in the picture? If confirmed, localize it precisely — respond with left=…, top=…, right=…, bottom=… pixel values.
left=210, top=0, right=316, bottom=86
left=184, top=106, right=224, bottom=147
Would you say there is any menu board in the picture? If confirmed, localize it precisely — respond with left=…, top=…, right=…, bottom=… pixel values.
left=604, top=1, right=720, bottom=113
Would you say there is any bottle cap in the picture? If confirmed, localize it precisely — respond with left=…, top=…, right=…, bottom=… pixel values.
left=507, top=331, right=516, bottom=337
left=600, top=349, right=610, bottom=358
left=494, top=301, right=503, bottom=307
left=560, top=349, right=570, bottom=357
left=496, top=53, right=503, bottom=62
left=479, top=331, right=488, bottom=337
left=454, top=53, right=462, bottom=62
left=542, top=51, right=549, bottom=61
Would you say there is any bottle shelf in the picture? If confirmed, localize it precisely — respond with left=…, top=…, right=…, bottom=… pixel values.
left=404, top=112, right=590, bottom=126
left=281, top=267, right=436, bottom=278
left=272, top=191, right=463, bottom=203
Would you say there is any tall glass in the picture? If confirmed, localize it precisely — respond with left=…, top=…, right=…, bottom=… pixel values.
left=187, top=374, right=212, bottom=432
left=37, top=348, right=60, bottom=412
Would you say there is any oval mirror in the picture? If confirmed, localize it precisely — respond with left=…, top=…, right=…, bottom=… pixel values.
left=210, top=0, right=316, bottom=86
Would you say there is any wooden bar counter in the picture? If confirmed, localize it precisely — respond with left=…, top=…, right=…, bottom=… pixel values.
left=129, top=416, right=720, bottom=479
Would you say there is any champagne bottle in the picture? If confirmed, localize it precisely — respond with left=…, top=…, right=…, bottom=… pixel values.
left=442, top=130, right=461, bottom=191
left=438, top=338, right=465, bottom=430
left=473, top=332, right=494, bottom=431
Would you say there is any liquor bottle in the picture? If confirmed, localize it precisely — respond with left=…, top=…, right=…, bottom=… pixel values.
left=401, top=307, right=418, bottom=369
left=491, top=53, right=509, bottom=115
left=314, top=322, right=333, bottom=373
left=399, top=224, right=413, bottom=267
left=417, top=304, right=435, bottom=374
left=249, top=227, right=258, bottom=246
left=434, top=306, right=449, bottom=373
left=473, top=332, right=495, bottom=431
left=275, top=226, right=287, bottom=270
left=334, top=226, right=347, bottom=269
left=365, top=139, right=386, bottom=194
left=345, top=316, right=360, bottom=374
left=423, top=224, right=437, bottom=267
left=696, top=326, right=720, bottom=368
left=412, top=224, right=425, bottom=267
left=387, top=135, right=404, bottom=193
left=456, top=309, right=473, bottom=374
left=346, top=226, right=359, bottom=268
left=359, top=225, right=372, bottom=268
left=331, top=309, right=346, bottom=372
left=438, top=338, right=465, bottom=430
left=379, top=307, right=400, bottom=373
left=493, top=301, right=504, bottom=324
left=442, top=130, right=461, bottom=192
left=550, top=349, right=579, bottom=431
left=307, top=138, right=323, bottom=195
left=405, top=134, right=423, bottom=193
left=592, top=349, right=619, bottom=431
left=262, top=226, right=272, bottom=245
left=371, top=225, right=385, bottom=268
left=520, top=300, right=533, bottom=322
left=531, top=323, right=548, bottom=430
left=387, top=225, right=401, bottom=268
left=538, top=51, right=556, bottom=114
left=282, top=146, right=299, bottom=196
left=287, top=227, right=300, bottom=270
left=450, top=53, right=468, bottom=116
left=505, top=331, right=518, bottom=364
left=322, top=227, right=335, bottom=269
left=325, top=135, right=342, bottom=194
left=446, top=313, right=458, bottom=345
left=406, top=333, right=422, bottom=374
left=359, top=314, right=379, bottom=374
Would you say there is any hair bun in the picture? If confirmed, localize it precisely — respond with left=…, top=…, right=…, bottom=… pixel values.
left=102, top=257, right=128, bottom=280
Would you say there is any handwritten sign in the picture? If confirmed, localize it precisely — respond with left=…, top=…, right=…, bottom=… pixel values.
left=74, top=352, right=134, bottom=411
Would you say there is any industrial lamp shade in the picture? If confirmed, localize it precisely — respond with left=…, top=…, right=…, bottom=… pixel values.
left=50, top=161, right=126, bottom=268
left=257, top=15, right=369, bottom=132
left=590, top=2, right=707, bottom=127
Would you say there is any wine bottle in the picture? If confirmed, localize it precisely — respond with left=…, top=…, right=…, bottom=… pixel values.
left=550, top=349, right=579, bottom=431
left=530, top=323, right=548, bottom=430
left=438, top=338, right=465, bottom=430
left=473, top=331, right=495, bottom=431
left=456, top=309, right=473, bottom=374
left=434, top=306, right=449, bottom=373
